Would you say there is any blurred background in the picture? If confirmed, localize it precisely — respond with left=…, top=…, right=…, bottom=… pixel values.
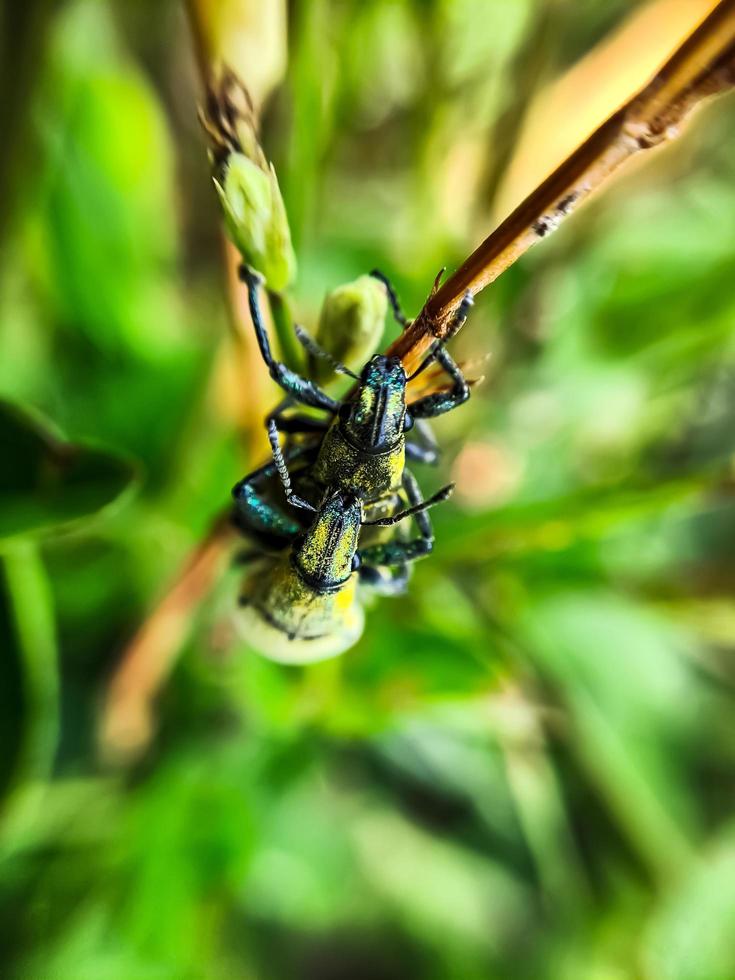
left=2, top=0, right=735, bottom=977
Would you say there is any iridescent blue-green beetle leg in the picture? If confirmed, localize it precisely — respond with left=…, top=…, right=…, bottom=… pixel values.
left=264, top=324, right=348, bottom=438
left=405, top=419, right=440, bottom=465
left=406, top=294, right=474, bottom=421
left=266, top=396, right=331, bottom=437
left=240, top=265, right=340, bottom=414
left=232, top=444, right=314, bottom=541
left=357, top=471, right=451, bottom=568
left=369, top=270, right=470, bottom=443
left=407, top=344, right=470, bottom=419
left=357, top=562, right=409, bottom=596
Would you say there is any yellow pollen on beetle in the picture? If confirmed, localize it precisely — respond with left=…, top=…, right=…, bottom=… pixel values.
left=310, top=520, right=330, bottom=555
left=336, top=577, right=357, bottom=610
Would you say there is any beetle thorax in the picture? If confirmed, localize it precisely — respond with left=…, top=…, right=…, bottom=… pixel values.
left=342, top=355, right=407, bottom=452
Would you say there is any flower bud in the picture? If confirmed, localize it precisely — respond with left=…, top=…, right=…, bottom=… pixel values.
left=313, top=275, right=388, bottom=381
left=201, top=69, right=296, bottom=292
left=213, top=156, right=295, bottom=292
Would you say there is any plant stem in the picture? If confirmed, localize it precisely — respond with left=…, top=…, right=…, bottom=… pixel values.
left=99, top=512, right=237, bottom=764
left=267, top=288, right=303, bottom=371
left=0, top=0, right=56, bottom=247
left=389, top=0, right=735, bottom=372
left=186, top=0, right=287, bottom=454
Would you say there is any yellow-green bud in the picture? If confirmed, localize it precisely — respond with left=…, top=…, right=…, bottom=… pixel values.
left=313, top=276, right=388, bottom=381
left=214, top=154, right=296, bottom=292
left=202, top=69, right=296, bottom=292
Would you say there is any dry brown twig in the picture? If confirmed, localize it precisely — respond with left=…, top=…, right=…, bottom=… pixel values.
left=100, top=514, right=236, bottom=762
left=389, top=0, right=735, bottom=373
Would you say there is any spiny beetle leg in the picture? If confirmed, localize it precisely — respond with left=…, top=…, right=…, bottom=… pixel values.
left=293, top=323, right=357, bottom=380
left=266, top=420, right=317, bottom=514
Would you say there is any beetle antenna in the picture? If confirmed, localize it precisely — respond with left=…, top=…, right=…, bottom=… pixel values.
left=369, top=269, right=409, bottom=328
left=294, top=324, right=359, bottom=380
left=362, top=483, right=454, bottom=527
left=406, top=344, right=439, bottom=382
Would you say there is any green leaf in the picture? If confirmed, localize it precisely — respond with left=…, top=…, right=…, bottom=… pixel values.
left=0, top=541, right=59, bottom=858
left=644, top=827, right=735, bottom=980
left=518, top=590, right=700, bottom=878
left=0, top=399, right=138, bottom=541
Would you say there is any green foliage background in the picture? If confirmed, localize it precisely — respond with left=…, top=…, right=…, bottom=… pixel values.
left=2, top=1, right=735, bottom=977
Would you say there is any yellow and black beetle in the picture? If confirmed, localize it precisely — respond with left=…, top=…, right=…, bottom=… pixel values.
left=236, top=481, right=452, bottom=663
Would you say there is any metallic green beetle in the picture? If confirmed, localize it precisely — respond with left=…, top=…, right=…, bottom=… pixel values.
left=232, top=266, right=472, bottom=659
left=234, top=265, right=473, bottom=549
left=236, top=482, right=451, bottom=663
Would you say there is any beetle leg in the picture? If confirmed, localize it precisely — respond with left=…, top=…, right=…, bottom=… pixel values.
left=358, top=470, right=443, bottom=565
left=405, top=442, right=440, bottom=464
left=234, top=549, right=267, bottom=564
left=407, top=292, right=473, bottom=419
left=272, top=415, right=330, bottom=436
left=266, top=420, right=318, bottom=514
left=267, top=397, right=330, bottom=437
left=358, top=563, right=410, bottom=595
left=369, top=269, right=409, bottom=328
left=406, top=419, right=440, bottom=464
left=408, top=345, right=471, bottom=419
left=232, top=444, right=312, bottom=540
left=293, top=323, right=358, bottom=380
left=240, top=265, right=339, bottom=414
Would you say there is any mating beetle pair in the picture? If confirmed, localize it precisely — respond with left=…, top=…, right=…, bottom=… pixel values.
left=232, top=266, right=473, bottom=662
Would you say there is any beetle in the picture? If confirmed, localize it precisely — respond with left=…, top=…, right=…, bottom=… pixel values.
left=236, top=477, right=452, bottom=664
left=234, top=264, right=473, bottom=541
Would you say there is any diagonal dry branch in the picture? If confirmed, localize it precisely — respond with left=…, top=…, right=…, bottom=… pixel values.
left=388, top=0, right=735, bottom=373
left=99, top=513, right=236, bottom=763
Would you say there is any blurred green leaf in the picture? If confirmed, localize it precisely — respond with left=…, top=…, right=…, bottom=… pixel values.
left=0, top=398, right=138, bottom=540
left=2, top=1, right=735, bottom=977
left=0, top=541, right=58, bottom=858
left=644, top=827, right=735, bottom=980
left=30, top=0, right=183, bottom=360
left=519, top=590, right=701, bottom=878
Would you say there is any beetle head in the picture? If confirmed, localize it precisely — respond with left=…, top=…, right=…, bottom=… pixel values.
left=341, top=355, right=407, bottom=451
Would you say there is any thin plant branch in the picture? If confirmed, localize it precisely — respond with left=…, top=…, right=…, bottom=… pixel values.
left=99, top=512, right=236, bottom=763
left=98, top=1, right=287, bottom=763
left=388, top=0, right=735, bottom=373
left=185, top=0, right=271, bottom=457
left=0, top=0, right=56, bottom=245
